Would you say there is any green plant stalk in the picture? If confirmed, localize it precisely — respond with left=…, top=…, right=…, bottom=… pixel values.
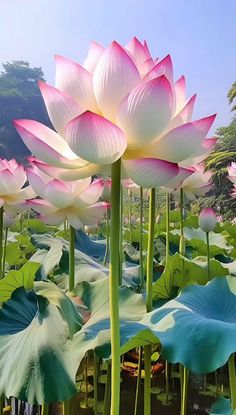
left=103, top=205, right=110, bottom=266
left=206, top=232, right=211, bottom=281
left=139, top=187, right=144, bottom=289
left=119, top=184, right=123, bottom=285
left=2, top=227, right=8, bottom=279
left=179, top=188, right=185, bottom=256
left=0, top=396, right=4, bottom=414
left=41, top=404, right=49, bottom=415
left=129, top=189, right=132, bottom=241
left=165, top=361, right=170, bottom=404
left=134, top=347, right=142, bottom=415
left=63, top=400, right=70, bottom=415
left=93, top=353, right=99, bottom=415
left=103, top=362, right=111, bottom=415
left=166, top=193, right=170, bottom=262
left=109, top=159, right=121, bottom=415
left=228, top=353, right=236, bottom=409
left=69, top=225, right=75, bottom=291
left=0, top=207, right=3, bottom=279
left=181, top=366, right=189, bottom=415
left=144, top=188, right=156, bottom=415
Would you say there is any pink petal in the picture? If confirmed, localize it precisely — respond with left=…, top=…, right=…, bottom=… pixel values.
left=143, top=55, right=173, bottom=84
left=66, top=111, right=127, bottom=164
left=125, top=37, right=151, bottom=74
left=0, top=169, right=17, bottom=195
left=73, top=179, right=104, bottom=207
left=168, top=94, right=196, bottom=131
left=39, top=211, right=66, bottom=226
left=32, top=160, right=109, bottom=181
left=66, top=213, right=83, bottom=229
left=93, top=41, right=140, bottom=121
left=164, top=167, right=194, bottom=190
left=13, top=119, right=83, bottom=168
left=140, top=58, right=155, bottom=77
left=44, top=179, right=74, bottom=208
left=174, top=76, right=186, bottom=113
left=55, top=55, right=99, bottom=112
left=83, top=41, right=105, bottom=73
left=118, top=76, right=173, bottom=148
left=75, top=202, right=107, bottom=226
left=39, top=81, right=82, bottom=136
left=122, top=158, right=179, bottom=188
left=26, top=168, right=47, bottom=198
left=27, top=199, right=58, bottom=215
left=144, top=114, right=216, bottom=163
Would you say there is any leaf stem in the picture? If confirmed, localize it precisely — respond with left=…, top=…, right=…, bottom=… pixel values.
left=166, top=193, right=170, bottom=262
left=181, top=366, right=189, bottom=415
left=179, top=188, right=185, bottom=256
left=2, top=227, right=8, bottom=278
left=146, top=188, right=156, bottom=312
left=139, top=187, right=144, bottom=289
left=41, top=404, right=49, bottom=415
left=69, top=225, right=75, bottom=291
left=206, top=232, right=211, bottom=281
left=103, top=205, right=110, bottom=266
left=0, top=207, right=3, bottom=278
left=228, top=353, right=236, bottom=409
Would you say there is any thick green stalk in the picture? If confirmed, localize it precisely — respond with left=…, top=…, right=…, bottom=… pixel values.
left=103, top=362, right=111, bottom=415
left=166, top=193, right=170, bottom=262
left=2, top=227, right=8, bottom=278
left=139, top=187, right=144, bottom=289
left=146, top=188, right=156, bottom=312
left=181, top=366, right=189, bottom=415
left=0, top=396, right=4, bottom=414
left=228, top=353, right=236, bottom=409
left=119, top=184, right=123, bottom=285
left=63, top=400, right=70, bottom=415
left=179, top=188, right=185, bottom=256
left=0, top=207, right=3, bottom=278
left=165, top=361, right=170, bottom=404
left=134, top=347, right=142, bottom=415
left=144, top=188, right=156, bottom=415
left=93, top=353, right=100, bottom=415
left=206, top=232, right=211, bottom=281
left=128, top=189, right=132, bottom=241
left=109, top=159, right=121, bottom=415
left=41, top=404, right=49, bottom=415
left=69, top=225, right=75, bottom=291
left=103, top=206, right=110, bottom=266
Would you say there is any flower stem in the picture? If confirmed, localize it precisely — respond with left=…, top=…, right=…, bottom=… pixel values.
left=119, top=184, right=123, bottom=285
left=139, top=187, right=144, bottom=290
left=181, top=366, right=189, bottom=415
left=103, top=362, right=111, bottom=415
left=128, top=189, right=132, bottom=241
left=93, top=353, right=99, bottom=415
left=144, top=344, right=152, bottom=415
left=69, top=225, right=75, bottom=291
left=0, top=207, right=3, bottom=278
left=109, top=159, right=121, bottom=415
left=228, top=353, right=236, bottom=409
left=166, top=193, right=170, bottom=262
left=179, top=188, right=185, bottom=256
left=103, top=206, right=110, bottom=266
left=134, top=347, right=142, bottom=415
left=146, top=188, right=156, bottom=312
left=41, top=404, right=49, bottom=415
left=206, top=232, right=211, bottom=281
left=63, top=400, right=70, bottom=415
left=2, top=227, right=8, bottom=279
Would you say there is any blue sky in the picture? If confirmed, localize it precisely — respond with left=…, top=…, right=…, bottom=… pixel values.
left=0, top=0, right=235, bottom=132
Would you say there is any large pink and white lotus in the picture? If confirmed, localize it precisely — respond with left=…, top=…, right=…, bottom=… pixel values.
left=26, top=163, right=107, bottom=229
left=14, top=37, right=216, bottom=188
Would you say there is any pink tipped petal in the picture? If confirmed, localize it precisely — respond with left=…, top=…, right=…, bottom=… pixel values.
left=93, top=41, right=140, bottom=121
left=199, top=208, right=216, bottom=232
left=44, top=179, right=74, bottom=208
left=13, top=119, right=83, bottom=168
left=202, top=138, right=217, bottom=152
left=83, top=41, right=105, bottom=73
left=32, top=160, right=109, bottom=181
left=174, top=76, right=186, bottom=113
left=66, top=213, right=83, bottom=230
left=164, top=167, right=194, bottom=190
left=125, top=37, right=151, bottom=74
left=76, top=202, right=107, bottom=226
left=27, top=199, right=58, bottom=215
left=145, top=115, right=216, bottom=163
left=39, top=212, right=66, bottom=226
left=141, top=58, right=155, bottom=77
left=70, top=177, right=91, bottom=194
left=0, top=169, right=16, bottom=195
left=73, top=179, right=104, bottom=208
left=55, top=55, right=99, bottom=112
left=118, top=76, right=173, bottom=148
left=168, top=94, right=196, bottom=131
left=143, top=55, right=173, bottom=84
left=26, top=169, right=47, bottom=198
left=38, top=81, right=82, bottom=136
left=122, top=158, right=179, bottom=188
left=66, top=111, right=127, bottom=164
left=194, top=183, right=212, bottom=197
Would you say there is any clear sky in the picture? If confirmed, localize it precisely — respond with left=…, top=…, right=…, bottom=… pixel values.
left=0, top=0, right=235, bottom=133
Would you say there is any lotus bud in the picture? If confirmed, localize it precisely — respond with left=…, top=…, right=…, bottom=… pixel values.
left=156, top=214, right=162, bottom=224
left=198, top=208, right=216, bottom=233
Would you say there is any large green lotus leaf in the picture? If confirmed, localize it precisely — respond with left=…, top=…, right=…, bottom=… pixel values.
left=0, top=281, right=83, bottom=404
left=29, top=242, right=64, bottom=279
left=120, top=276, right=236, bottom=374
left=123, top=228, right=148, bottom=249
left=152, top=253, right=229, bottom=300
left=31, top=234, right=139, bottom=288
left=209, top=398, right=234, bottom=414
left=170, top=227, right=233, bottom=256
left=0, top=262, right=40, bottom=303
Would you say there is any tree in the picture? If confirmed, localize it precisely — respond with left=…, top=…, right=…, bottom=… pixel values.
left=0, top=61, right=50, bottom=162
left=228, top=81, right=236, bottom=112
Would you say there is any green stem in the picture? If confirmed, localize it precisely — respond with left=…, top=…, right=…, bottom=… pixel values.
left=69, top=225, right=75, bottom=291
left=146, top=188, right=156, bottom=312
left=103, top=206, right=110, bottom=266
left=181, top=366, right=189, bottom=415
left=206, top=232, right=211, bottom=281
left=119, top=184, right=123, bottom=285
left=139, top=187, right=144, bottom=290
left=144, top=345, right=152, bottom=415
left=94, top=353, right=99, bottom=415
left=41, top=404, right=49, bottom=415
left=0, top=396, right=4, bottom=414
left=129, top=189, right=132, bottom=241
left=166, top=193, right=170, bottom=262
left=179, top=188, right=185, bottom=256
left=84, top=353, right=88, bottom=407
left=0, top=207, right=3, bottom=279
left=228, top=353, right=236, bottom=409
left=109, top=159, right=121, bottom=415
left=134, top=347, right=142, bottom=415
left=103, top=362, right=111, bottom=415
left=63, top=400, right=70, bottom=415
left=165, top=361, right=170, bottom=404
left=2, top=227, right=8, bottom=278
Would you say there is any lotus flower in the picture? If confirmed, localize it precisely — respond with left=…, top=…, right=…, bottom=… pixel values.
left=26, top=164, right=107, bottom=229
left=170, top=164, right=213, bottom=200
left=14, top=38, right=216, bottom=188
left=199, top=208, right=216, bottom=233
left=0, top=159, right=34, bottom=216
